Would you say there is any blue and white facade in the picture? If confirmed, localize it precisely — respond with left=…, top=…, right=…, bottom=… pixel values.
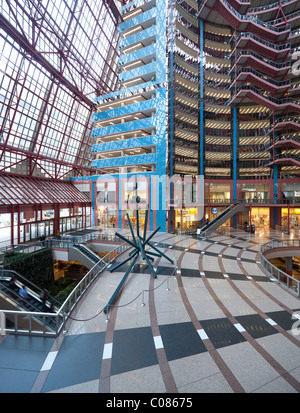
left=72, top=0, right=203, bottom=233
left=73, top=0, right=169, bottom=231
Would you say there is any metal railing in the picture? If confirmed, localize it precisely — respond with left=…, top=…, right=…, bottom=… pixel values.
left=260, top=239, right=300, bottom=296
left=0, top=242, right=130, bottom=336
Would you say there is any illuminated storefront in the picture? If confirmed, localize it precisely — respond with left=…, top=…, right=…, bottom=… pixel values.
left=175, top=208, right=199, bottom=231
left=282, top=208, right=300, bottom=229
left=250, top=207, right=270, bottom=228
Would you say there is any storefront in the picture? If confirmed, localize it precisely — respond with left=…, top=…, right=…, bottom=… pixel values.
left=250, top=207, right=270, bottom=228
left=175, top=208, right=199, bottom=231
left=97, top=207, right=117, bottom=228
left=241, top=183, right=269, bottom=202
left=124, top=209, right=146, bottom=231
left=281, top=208, right=300, bottom=229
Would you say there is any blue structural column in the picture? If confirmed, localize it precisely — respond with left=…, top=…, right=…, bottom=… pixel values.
left=91, top=179, right=96, bottom=227
left=232, top=106, right=238, bottom=228
left=169, top=0, right=175, bottom=233
left=199, top=20, right=204, bottom=177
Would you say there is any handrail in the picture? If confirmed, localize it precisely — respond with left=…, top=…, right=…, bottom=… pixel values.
left=235, top=32, right=291, bottom=51
left=264, top=153, right=300, bottom=166
left=232, top=85, right=300, bottom=106
left=0, top=268, right=61, bottom=310
left=232, top=50, right=291, bottom=69
left=268, top=9, right=300, bottom=26
left=248, top=0, right=295, bottom=14
left=260, top=239, right=300, bottom=296
left=232, top=67, right=291, bottom=87
left=199, top=0, right=291, bottom=33
left=0, top=241, right=131, bottom=336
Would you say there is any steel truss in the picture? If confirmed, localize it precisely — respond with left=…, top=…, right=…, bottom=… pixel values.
left=0, top=0, right=121, bottom=179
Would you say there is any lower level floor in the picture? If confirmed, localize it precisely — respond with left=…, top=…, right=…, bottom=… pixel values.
left=1, top=228, right=299, bottom=394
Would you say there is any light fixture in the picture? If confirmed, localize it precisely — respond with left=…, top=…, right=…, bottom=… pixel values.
left=122, top=8, right=143, bottom=21
left=123, top=59, right=143, bottom=71
left=122, top=42, right=143, bottom=54
left=123, top=25, right=143, bottom=38
left=123, top=77, right=143, bottom=87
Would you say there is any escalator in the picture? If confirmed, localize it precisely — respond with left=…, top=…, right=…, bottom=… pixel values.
left=197, top=202, right=248, bottom=237
left=70, top=243, right=106, bottom=270
left=0, top=271, right=62, bottom=332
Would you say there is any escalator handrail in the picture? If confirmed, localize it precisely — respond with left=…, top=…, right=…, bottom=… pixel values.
left=0, top=269, right=62, bottom=308
left=0, top=278, right=53, bottom=313
left=199, top=203, right=238, bottom=233
left=73, top=243, right=106, bottom=266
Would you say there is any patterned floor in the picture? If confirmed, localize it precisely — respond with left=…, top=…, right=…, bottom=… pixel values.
left=0, top=228, right=300, bottom=394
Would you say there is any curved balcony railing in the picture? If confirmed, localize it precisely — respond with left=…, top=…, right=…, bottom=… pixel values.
left=232, top=67, right=291, bottom=87
left=260, top=239, right=300, bottom=297
left=275, top=116, right=300, bottom=126
left=175, top=138, right=198, bottom=150
left=289, top=28, right=300, bottom=38
left=248, top=0, right=296, bottom=14
left=264, top=135, right=300, bottom=150
left=216, top=0, right=291, bottom=33
left=264, top=152, right=300, bottom=166
left=233, top=32, right=291, bottom=51
left=232, top=50, right=291, bottom=69
left=231, top=85, right=300, bottom=107
left=268, top=9, right=300, bottom=26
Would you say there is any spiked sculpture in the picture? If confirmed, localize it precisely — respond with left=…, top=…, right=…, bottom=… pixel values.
left=103, top=208, right=174, bottom=314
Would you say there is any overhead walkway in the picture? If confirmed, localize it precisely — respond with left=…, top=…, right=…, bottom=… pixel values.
left=197, top=202, right=248, bottom=237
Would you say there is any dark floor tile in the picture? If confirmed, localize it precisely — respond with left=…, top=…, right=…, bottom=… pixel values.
left=251, top=275, right=270, bottom=282
left=266, top=310, right=297, bottom=331
left=181, top=268, right=200, bottom=277
left=111, top=326, right=158, bottom=376
left=227, top=273, right=248, bottom=281
left=42, top=332, right=105, bottom=392
left=159, top=322, right=207, bottom=361
left=156, top=266, right=176, bottom=275
left=235, top=314, right=278, bottom=339
left=0, top=368, right=38, bottom=393
left=204, top=271, right=224, bottom=279
left=200, top=318, right=246, bottom=349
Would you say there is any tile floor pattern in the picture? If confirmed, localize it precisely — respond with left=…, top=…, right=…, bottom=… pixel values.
left=0, top=228, right=300, bottom=393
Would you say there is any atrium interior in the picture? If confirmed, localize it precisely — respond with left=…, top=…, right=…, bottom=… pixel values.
left=0, top=0, right=300, bottom=395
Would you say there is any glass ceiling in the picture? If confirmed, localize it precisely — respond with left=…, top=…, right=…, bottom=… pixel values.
left=0, top=0, right=120, bottom=180
left=0, top=174, right=90, bottom=205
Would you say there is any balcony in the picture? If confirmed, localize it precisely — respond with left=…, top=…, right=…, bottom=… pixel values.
left=264, top=135, right=300, bottom=151
left=231, top=67, right=291, bottom=96
left=232, top=32, right=290, bottom=60
left=231, top=50, right=291, bottom=77
left=198, top=0, right=290, bottom=43
left=228, top=85, right=300, bottom=114
left=264, top=153, right=300, bottom=167
left=92, top=152, right=156, bottom=169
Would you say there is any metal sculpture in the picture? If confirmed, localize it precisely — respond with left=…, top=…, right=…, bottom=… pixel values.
left=103, top=208, right=174, bottom=314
